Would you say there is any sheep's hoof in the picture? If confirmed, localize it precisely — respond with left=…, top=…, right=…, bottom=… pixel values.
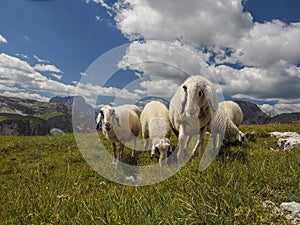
left=112, top=158, right=118, bottom=165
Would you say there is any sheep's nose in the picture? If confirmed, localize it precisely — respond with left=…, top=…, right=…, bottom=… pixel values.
left=104, top=123, right=111, bottom=130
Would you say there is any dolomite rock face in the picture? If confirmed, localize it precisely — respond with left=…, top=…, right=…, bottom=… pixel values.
left=0, top=96, right=91, bottom=136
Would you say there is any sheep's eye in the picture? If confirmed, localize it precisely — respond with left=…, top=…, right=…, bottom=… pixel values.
left=199, top=90, right=204, bottom=97
left=182, top=85, right=187, bottom=92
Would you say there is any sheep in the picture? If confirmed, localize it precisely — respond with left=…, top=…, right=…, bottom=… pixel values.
left=169, top=75, right=219, bottom=160
left=140, top=101, right=172, bottom=166
left=96, top=104, right=141, bottom=163
left=210, top=105, right=246, bottom=147
left=219, top=101, right=243, bottom=127
left=191, top=102, right=246, bottom=153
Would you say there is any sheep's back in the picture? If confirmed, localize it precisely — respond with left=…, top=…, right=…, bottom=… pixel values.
left=141, top=101, right=171, bottom=138
left=148, top=117, right=172, bottom=140
left=220, top=101, right=243, bottom=127
left=113, top=107, right=140, bottom=142
left=169, top=89, right=183, bottom=132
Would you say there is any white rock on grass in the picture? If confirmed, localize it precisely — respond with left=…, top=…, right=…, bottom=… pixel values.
left=281, top=202, right=300, bottom=214
left=49, top=128, right=65, bottom=136
left=281, top=202, right=300, bottom=225
left=263, top=200, right=300, bottom=225
left=270, top=132, right=300, bottom=150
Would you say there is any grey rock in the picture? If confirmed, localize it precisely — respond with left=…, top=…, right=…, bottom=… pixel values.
left=49, top=128, right=65, bottom=136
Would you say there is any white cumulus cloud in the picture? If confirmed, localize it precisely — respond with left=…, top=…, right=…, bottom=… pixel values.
left=0, top=53, right=140, bottom=104
left=0, top=34, right=7, bottom=44
left=34, top=64, right=63, bottom=74
left=97, top=0, right=300, bottom=114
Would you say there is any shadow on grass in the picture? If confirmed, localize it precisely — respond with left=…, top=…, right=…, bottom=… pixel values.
left=217, top=145, right=249, bottom=164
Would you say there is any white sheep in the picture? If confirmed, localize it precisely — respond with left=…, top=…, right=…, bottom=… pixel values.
left=96, top=104, right=141, bottom=163
left=169, top=76, right=219, bottom=160
left=192, top=102, right=246, bottom=152
left=219, top=101, right=243, bottom=127
left=140, top=101, right=172, bottom=166
left=209, top=105, right=246, bottom=148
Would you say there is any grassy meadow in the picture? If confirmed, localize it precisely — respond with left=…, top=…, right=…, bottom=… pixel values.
left=0, top=123, right=300, bottom=224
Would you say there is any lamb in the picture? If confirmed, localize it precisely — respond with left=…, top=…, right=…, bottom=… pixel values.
left=169, top=75, right=219, bottom=160
left=192, top=102, right=246, bottom=152
left=140, top=101, right=172, bottom=166
left=219, top=101, right=243, bottom=127
left=210, top=105, right=246, bottom=147
left=96, top=104, right=141, bottom=163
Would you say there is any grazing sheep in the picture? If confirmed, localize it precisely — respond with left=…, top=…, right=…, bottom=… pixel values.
left=210, top=105, right=246, bottom=147
left=192, top=102, right=246, bottom=153
left=169, top=76, right=219, bottom=160
left=96, top=104, right=141, bottom=163
left=140, top=101, right=172, bottom=166
left=220, top=101, right=243, bottom=127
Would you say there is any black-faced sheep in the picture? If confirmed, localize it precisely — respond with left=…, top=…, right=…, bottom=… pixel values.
left=96, top=104, right=141, bottom=163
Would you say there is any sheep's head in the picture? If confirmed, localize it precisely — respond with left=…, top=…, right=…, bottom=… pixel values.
left=99, top=105, right=120, bottom=131
left=238, top=132, right=247, bottom=147
left=228, top=131, right=247, bottom=147
left=180, top=76, right=218, bottom=118
left=151, top=138, right=172, bottom=158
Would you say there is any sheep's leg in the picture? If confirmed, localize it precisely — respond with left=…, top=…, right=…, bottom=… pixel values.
left=184, top=136, right=191, bottom=150
left=198, top=128, right=206, bottom=157
left=191, top=137, right=200, bottom=157
left=118, top=143, right=124, bottom=161
left=212, top=133, right=217, bottom=150
left=159, top=150, right=168, bottom=166
left=132, top=138, right=136, bottom=157
left=144, top=139, right=149, bottom=152
left=177, top=127, right=188, bottom=161
left=112, top=143, right=117, bottom=164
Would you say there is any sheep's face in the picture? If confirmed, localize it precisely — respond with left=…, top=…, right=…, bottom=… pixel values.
left=238, top=132, right=247, bottom=147
left=181, top=81, right=207, bottom=118
left=100, top=106, right=116, bottom=131
left=228, top=131, right=247, bottom=146
left=151, top=138, right=172, bottom=157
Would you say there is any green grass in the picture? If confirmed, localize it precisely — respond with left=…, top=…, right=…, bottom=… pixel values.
left=37, top=112, right=65, bottom=120
left=0, top=115, right=45, bottom=122
left=0, top=124, right=300, bottom=224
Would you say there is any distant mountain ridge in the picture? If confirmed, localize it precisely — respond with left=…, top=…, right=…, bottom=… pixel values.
left=0, top=95, right=96, bottom=136
left=0, top=95, right=299, bottom=136
left=234, top=100, right=300, bottom=124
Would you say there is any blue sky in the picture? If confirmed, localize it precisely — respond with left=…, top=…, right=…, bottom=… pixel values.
left=0, top=0, right=300, bottom=115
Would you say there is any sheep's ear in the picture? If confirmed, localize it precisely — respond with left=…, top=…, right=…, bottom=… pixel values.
left=179, top=85, right=187, bottom=114
left=100, top=110, right=104, bottom=118
left=203, top=85, right=218, bottom=115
